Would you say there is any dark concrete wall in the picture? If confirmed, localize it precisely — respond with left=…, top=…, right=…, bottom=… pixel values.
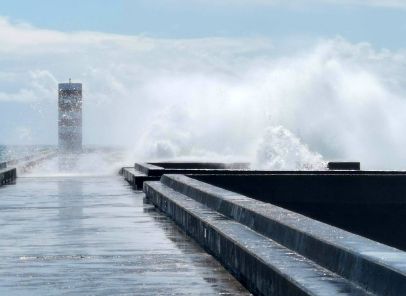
left=157, top=174, right=406, bottom=296
left=0, top=167, right=17, bottom=186
left=192, top=174, right=406, bottom=251
left=145, top=180, right=374, bottom=296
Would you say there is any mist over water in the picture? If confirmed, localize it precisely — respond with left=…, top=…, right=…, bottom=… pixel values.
left=23, top=151, right=127, bottom=177
left=2, top=17, right=406, bottom=170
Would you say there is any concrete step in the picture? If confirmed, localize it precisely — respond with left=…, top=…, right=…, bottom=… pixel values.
left=156, top=174, right=406, bottom=296
left=144, top=181, right=372, bottom=296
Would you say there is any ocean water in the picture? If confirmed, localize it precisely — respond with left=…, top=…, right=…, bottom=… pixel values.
left=0, top=145, right=55, bottom=162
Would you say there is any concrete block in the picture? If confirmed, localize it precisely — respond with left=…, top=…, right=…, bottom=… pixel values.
left=191, top=173, right=406, bottom=250
left=155, top=174, right=406, bottom=296
left=328, top=162, right=360, bottom=170
left=145, top=180, right=370, bottom=296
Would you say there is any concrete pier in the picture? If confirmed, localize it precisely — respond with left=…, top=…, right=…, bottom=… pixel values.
left=5, top=155, right=406, bottom=295
left=0, top=175, right=248, bottom=295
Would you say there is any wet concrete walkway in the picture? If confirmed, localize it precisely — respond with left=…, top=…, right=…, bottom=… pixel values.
left=0, top=176, right=249, bottom=295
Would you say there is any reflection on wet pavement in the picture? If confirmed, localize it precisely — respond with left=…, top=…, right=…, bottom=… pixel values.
left=0, top=176, right=249, bottom=295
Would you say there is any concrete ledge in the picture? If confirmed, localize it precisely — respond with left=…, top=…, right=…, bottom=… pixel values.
left=119, top=167, right=132, bottom=175
left=128, top=162, right=252, bottom=189
left=134, top=163, right=164, bottom=176
left=0, top=167, right=17, bottom=186
left=145, top=181, right=370, bottom=296
left=328, top=162, right=360, bottom=170
left=189, top=173, right=406, bottom=251
left=158, top=174, right=406, bottom=296
left=191, top=173, right=406, bottom=204
left=132, top=162, right=406, bottom=191
left=134, top=162, right=249, bottom=177
left=121, top=167, right=159, bottom=190
left=151, top=162, right=249, bottom=169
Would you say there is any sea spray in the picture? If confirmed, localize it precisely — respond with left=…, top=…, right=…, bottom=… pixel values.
left=2, top=16, right=406, bottom=169
left=255, top=126, right=325, bottom=170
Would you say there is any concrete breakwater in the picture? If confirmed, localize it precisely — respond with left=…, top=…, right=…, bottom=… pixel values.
left=122, top=162, right=406, bottom=295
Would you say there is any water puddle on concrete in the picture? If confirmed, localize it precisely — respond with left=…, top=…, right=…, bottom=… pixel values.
left=0, top=176, right=249, bottom=295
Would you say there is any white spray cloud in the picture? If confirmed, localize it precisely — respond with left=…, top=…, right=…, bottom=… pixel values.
left=1, top=17, right=406, bottom=169
left=256, top=126, right=325, bottom=170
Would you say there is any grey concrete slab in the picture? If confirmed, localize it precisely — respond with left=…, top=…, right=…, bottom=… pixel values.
left=0, top=176, right=248, bottom=295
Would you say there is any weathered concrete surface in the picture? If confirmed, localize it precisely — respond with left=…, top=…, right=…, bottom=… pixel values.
left=192, top=173, right=406, bottom=250
left=0, top=176, right=249, bottom=295
left=144, top=180, right=373, bottom=296
left=150, top=174, right=406, bottom=296
left=0, top=167, right=16, bottom=186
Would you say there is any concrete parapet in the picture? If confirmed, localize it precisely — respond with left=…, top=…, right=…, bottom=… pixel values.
left=123, top=162, right=251, bottom=189
left=129, top=161, right=406, bottom=192
left=144, top=179, right=375, bottom=295
left=190, top=173, right=406, bottom=250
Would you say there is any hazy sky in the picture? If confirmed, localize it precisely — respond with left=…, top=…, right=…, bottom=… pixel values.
left=1, top=1, right=406, bottom=169
left=1, top=0, right=406, bottom=48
